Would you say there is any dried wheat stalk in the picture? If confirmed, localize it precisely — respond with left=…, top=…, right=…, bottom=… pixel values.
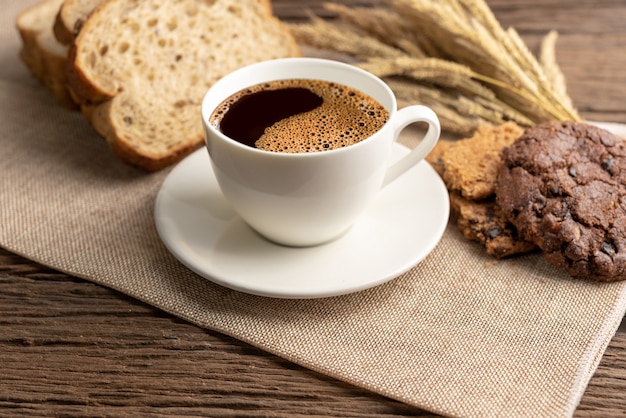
left=287, top=0, right=580, bottom=136
left=291, top=14, right=405, bottom=59
left=540, top=30, right=573, bottom=112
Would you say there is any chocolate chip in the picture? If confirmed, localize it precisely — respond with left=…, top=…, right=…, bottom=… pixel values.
left=568, top=166, right=577, bottom=177
left=601, top=242, right=616, bottom=257
left=601, top=157, right=616, bottom=175
left=487, top=227, right=502, bottom=238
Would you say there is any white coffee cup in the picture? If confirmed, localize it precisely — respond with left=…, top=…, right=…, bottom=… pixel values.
left=201, top=58, right=440, bottom=247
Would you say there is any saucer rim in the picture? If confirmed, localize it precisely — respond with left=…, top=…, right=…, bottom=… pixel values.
left=154, top=143, right=450, bottom=299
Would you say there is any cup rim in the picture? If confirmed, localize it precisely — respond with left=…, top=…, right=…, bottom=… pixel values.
left=201, top=57, right=398, bottom=157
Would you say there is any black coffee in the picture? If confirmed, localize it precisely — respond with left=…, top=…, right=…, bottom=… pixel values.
left=209, top=79, right=389, bottom=153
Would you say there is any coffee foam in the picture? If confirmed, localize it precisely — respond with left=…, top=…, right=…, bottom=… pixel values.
left=214, top=79, right=389, bottom=153
left=259, top=80, right=388, bottom=152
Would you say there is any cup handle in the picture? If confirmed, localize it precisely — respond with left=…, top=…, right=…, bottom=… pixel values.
left=382, top=105, right=441, bottom=187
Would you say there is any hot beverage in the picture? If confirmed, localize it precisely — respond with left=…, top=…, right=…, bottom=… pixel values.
left=201, top=58, right=440, bottom=246
left=209, top=79, right=389, bottom=153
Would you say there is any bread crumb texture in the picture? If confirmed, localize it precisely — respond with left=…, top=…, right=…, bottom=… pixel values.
left=69, top=0, right=299, bottom=170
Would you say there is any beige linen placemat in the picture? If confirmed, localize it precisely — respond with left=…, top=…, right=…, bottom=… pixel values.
left=3, top=2, right=626, bottom=417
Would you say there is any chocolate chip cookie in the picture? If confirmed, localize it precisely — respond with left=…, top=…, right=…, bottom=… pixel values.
left=426, top=122, right=533, bottom=258
left=496, top=121, right=626, bottom=281
left=450, top=193, right=537, bottom=259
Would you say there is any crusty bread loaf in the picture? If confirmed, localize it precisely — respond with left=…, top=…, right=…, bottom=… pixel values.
left=66, top=0, right=300, bottom=171
left=16, top=0, right=77, bottom=109
left=52, top=0, right=101, bottom=45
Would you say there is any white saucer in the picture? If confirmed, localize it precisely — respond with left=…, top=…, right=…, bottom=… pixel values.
left=154, top=143, right=450, bottom=299
left=592, top=120, right=626, bottom=138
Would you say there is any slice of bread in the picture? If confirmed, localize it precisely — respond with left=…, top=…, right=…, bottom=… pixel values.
left=67, top=0, right=300, bottom=171
left=52, top=0, right=102, bottom=45
left=16, top=0, right=77, bottom=109
left=52, top=0, right=276, bottom=45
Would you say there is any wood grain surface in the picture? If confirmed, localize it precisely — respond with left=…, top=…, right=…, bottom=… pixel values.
left=2, top=0, right=626, bottom=416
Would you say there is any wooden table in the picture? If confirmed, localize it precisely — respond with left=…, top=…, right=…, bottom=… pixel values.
left=2, top=0, right=625, bottom=416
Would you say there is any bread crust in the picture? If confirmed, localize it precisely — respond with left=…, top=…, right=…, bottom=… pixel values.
left=65, top=0, right=300, bottom=171
left=16, top=0, right=78, bottom=109
left=52, top=4, right=74, bottom=44
left=53, top=0, right=103, bottom=45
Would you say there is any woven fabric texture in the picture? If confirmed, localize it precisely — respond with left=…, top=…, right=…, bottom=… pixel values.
left=3, top=2, right=626, bottom=417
